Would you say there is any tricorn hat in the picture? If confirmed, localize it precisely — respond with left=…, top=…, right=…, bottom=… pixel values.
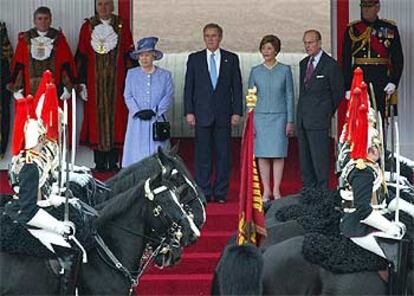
left=129, top=36, right=163, bottom=61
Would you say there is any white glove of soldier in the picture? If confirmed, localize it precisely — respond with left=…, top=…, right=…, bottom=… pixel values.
left=384, top=83, right=396, bottom=95
left=386, top=221, right=406, bottom=238
left=61, top=160, right=91, bottom=174
left=79, top=83, right=88, bottom=101
left=345, top=90, right=351, bottom=100
left=69, top=172, right=91, bottom=187
left=13, top=89, right=24, bottom=99
left=54, top=220, right=76, bottom=236
left=48, top=194, right=67, bottom=207
left=60, top=87, right=71, bottom=100
left=37, top=194, right=65, bottom=208
left=37, top=193, right=80, bottom=208
left=73, top=165, right=91, bottom=174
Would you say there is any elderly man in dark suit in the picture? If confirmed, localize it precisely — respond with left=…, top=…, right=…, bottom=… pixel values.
left=297, top=29, right=344, bottom=190
left=184, top=23, right=242, bottom=203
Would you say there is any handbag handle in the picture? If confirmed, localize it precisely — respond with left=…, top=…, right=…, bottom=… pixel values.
left=155, top=106, right=167, bottom=122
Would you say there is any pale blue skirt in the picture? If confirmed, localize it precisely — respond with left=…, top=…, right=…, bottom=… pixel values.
left=254, top=112, right=288, bottom=158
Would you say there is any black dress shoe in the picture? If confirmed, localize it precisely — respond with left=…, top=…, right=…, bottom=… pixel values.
left=205, top=196, right=213, bottom=203
left=108, top=163, right=120, bottom=172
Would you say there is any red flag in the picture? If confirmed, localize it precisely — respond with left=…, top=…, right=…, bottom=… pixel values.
left=237, top=110, right=267, bottom=246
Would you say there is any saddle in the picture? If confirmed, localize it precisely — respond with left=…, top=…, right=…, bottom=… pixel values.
left=1, top=201, right=97, bottom=259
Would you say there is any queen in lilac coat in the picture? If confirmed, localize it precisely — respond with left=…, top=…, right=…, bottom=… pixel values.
left=122, top=37, right=174, bottom=167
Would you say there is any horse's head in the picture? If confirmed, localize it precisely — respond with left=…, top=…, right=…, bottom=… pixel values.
left=154, top=147, right=206, bottom=230
left=144, top=171, right=201, bottom=267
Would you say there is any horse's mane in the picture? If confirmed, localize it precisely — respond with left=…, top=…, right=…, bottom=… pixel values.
left=163, top=151, right=193, bottom=181
left=105, top=154, right=160, bottom=195
left=96, top=180, right=147, bottom=226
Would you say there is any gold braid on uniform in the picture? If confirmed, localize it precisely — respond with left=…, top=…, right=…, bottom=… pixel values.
left=349, top=25, right=372, bottom=57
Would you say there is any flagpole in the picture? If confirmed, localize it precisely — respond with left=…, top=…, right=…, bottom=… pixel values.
left=237, top=87, right=266, bottom=246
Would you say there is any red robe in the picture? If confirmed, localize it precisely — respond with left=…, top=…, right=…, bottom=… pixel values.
left=76, top=15, right=134, bottom=151
left=9, top=28, right=77, bottom=97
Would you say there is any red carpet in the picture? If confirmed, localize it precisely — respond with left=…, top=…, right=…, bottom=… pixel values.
left=0, top=137, right=337, bottom=295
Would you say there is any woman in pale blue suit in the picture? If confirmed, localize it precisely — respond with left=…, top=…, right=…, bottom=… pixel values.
left=122, top=37, right=174, bottom=167
left=248, top=35, right=294, bottom=201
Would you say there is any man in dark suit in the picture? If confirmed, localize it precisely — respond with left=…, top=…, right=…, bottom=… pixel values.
left=297, top=30, right=344, bottom=190
left=184, top=23, right=242, bottom=203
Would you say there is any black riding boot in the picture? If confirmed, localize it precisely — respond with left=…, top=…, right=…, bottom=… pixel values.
left=376, top=237, right=411, bottom=295
left=53, top=245, right=82, bottom=296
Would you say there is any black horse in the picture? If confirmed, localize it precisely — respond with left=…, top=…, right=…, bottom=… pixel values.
left=213, top=188, right=414, bottom=295
left=258, top=234, right=414, bottom=295
left=76, top=147, right=206, bottom=229
left=1, top=150, right=205, bottom=295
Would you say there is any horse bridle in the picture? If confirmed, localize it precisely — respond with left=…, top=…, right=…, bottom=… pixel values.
left=155, top=154, right=206, bottom=225
left=93, top=175, right=199, bottom=294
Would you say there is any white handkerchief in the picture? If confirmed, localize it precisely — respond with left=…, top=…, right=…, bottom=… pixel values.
left=316, top=75, right=325, bottom=79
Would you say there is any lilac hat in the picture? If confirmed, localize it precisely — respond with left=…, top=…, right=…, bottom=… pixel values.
left=130, top=36, right=163, bottom=60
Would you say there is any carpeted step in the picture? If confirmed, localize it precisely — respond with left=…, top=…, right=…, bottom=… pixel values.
left=185, top=230, right=234, bottom=253
left=201, top=213, right=238, bottom=232
left=147, top=252, right=221, bottom=275
left=135, top=273, right=213, bottom=296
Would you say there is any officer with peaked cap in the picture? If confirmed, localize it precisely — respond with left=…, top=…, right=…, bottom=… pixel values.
left=342, top=0, right=404, bottom=120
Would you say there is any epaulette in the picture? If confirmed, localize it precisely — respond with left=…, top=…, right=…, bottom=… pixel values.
left=347, top=20, right=361, bottom=27
left=382, top=19, right=397, bottom=26
left=355, top=158, right=367, bottom=170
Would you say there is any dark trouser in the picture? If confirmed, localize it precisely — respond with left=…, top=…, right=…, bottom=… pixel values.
left=297, top=123, right=330, bottom=189
left=195, top=124, right=231, bottom=199
left=94, top=149, right=119, bottom=170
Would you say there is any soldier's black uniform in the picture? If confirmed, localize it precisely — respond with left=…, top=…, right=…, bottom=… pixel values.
left=342, top=17, right=404, bottom=117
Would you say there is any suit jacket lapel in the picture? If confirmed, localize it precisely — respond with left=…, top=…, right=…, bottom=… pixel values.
left=301, top=58, right=308, bottom=88
left=313, top=52, right=327, bottom=77
left=305, top=52, right=327, bottom=87
left=201, top=49, right=215, bottom=90
left=217, top=50, right=226, bottom=85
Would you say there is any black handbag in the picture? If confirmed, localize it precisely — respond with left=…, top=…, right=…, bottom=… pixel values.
left=153, top=114, right=170, bottom=141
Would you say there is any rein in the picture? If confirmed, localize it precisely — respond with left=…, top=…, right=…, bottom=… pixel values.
left=91, top=180, right=188, bottom=294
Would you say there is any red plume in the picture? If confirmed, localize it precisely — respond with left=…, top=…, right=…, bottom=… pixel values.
left=343, top=67, right=364, bottom=142
left=11, top=96, right=36, bottom=155
left=39, top=83, right=60, bottom=141
left=33, top=70, right=53, bottom=108
left=347, top=87, right=362, bottom=144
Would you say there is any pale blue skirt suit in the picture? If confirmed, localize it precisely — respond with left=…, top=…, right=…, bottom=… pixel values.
left=248, top=63, right=294, bottom=158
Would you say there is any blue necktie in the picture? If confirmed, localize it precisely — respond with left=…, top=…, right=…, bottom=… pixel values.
left=210, top=53, right=218, bottom=89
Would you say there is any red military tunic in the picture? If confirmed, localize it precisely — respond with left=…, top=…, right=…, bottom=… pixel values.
left=76, top=15, right=134, bottom=151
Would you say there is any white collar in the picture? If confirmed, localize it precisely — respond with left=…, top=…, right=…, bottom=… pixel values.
left=207, top=48, right=220, bottom=57
left=310, top=50, right=323, bottom=65
left=36, top=30, right=48, bottom=37
left=100, top=18, right=112, bottom=25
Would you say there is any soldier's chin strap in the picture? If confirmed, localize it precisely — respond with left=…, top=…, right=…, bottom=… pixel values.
left=376, top=237, right=411, bottom=296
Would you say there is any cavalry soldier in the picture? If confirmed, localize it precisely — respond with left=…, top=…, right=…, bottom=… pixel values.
left=338, top=76, right=412, bottom=295
left=7, top=73, right=89, bottom=295
left=342, top=0, right=404, bottom=120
